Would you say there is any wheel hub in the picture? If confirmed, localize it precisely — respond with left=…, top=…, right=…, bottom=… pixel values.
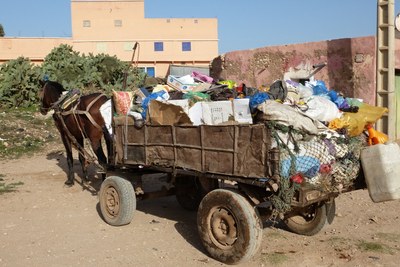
left=210, top=208, right=237, bottom=248
left=104, top=187, right=120, bottom=217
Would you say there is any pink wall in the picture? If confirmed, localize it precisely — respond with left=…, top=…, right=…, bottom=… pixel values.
left=211, top=36, right=385, bottom=105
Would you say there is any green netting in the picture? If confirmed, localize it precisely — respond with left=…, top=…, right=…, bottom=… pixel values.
left=265, top=121, right=366, bottom=216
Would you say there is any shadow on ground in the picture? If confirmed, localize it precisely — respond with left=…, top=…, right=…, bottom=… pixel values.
left=46, top=150, right=102, bottom=195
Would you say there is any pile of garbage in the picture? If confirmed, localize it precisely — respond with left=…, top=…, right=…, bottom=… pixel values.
left=112, top=71, right=388, bottom=191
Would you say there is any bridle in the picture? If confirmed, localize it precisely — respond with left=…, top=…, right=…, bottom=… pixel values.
left=39, top=88, right=52, bottom=114
left=40, top=83, right=105, bottom=131
left=39, top=86, right=66, bottom=114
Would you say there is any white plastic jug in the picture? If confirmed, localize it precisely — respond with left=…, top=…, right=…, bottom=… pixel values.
left=361, top=142, right=400, bottom=203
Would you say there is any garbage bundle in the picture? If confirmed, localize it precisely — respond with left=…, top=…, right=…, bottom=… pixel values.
left=254, top=79, right=387, bottom=191
left=112, top=71, right=388, bottom=191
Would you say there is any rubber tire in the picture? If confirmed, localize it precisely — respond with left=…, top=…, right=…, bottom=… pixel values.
left=326, top=199, right=336, bottom=225
left=175, top=176, right=205, bottom=211
left=284, top=202, right=328, bottom=236
left=197, top=189, right=263, bottom=265
left=99, top=176, right=136, bottom=226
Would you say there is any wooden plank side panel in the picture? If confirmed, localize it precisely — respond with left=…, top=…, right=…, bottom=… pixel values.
left=113, top=119, right=271, bottom=178
left=235, top=124, right=269, bottom=177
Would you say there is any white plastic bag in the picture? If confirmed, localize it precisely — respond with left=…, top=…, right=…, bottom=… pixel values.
left=303, top=96, right=341, bottom=122
left=298, top=84, right=313, bottom=99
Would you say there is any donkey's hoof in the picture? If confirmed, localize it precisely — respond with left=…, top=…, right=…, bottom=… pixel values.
left=64, top=180, right=74, bottom=186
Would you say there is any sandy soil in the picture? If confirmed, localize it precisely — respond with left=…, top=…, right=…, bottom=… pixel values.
left=1, top=150, right=400, bottom=267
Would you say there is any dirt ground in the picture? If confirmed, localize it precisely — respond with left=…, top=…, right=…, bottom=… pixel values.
left=1, top=148, right=400, bottom=267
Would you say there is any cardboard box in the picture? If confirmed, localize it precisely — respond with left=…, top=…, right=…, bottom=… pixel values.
left=167, top=99, right=190, bottom=114
left=201, top=101, right=234, bottom=125
left=188, top=102, right=203, bottom=126
left=191, top=82, right=212, bottom=92
left=148, top=100, right=192, bottom=125
left=233, top=98, right=252, bottom=124
left=167, top=75, right=198, bottom=92
left=187, top=100, right=252, bottom=126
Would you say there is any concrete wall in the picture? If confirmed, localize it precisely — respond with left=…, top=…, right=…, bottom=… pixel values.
left=0, top=0, right=218, bottom=78
left=0, top=38, right=72, bottom=63
left=211, top=36, right=388, bottom=105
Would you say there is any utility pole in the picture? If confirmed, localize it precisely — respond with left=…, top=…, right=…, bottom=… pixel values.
left=376, top=0, right=396, bottom=139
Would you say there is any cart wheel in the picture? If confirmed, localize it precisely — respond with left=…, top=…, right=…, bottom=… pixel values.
left=326, top=199, right=336, bottom=225
left=197, top=189, right=263, bottom=265
left=99, top=176, right=136, bottom=226
left=284, top=201, right=333, bottom=236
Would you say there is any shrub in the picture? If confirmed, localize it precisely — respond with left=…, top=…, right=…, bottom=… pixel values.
left=0, top=57, right=41, bottom=108
left=0, top=44, right=147, bottom=108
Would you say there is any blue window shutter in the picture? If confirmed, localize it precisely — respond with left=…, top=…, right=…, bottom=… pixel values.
left=182, top=42, right=191, bottom=51
left=154, top=42, right=164, bottom=51
left=146, top=67, right=155, bottom=77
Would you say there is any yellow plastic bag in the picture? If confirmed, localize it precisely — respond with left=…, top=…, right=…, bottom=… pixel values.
left=219, top=80, right=236, bottom=89
left=328, top=118, right=350, bottom=130
left=341, top=103, right=388, bottom=136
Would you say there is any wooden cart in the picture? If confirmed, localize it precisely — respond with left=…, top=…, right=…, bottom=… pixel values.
left=99, top=115, right=365, bottom=265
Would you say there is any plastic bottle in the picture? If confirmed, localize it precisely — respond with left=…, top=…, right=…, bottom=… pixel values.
left=366, top=124, right=388, bottom=145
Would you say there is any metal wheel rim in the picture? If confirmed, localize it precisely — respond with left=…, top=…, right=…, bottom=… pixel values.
left=290, top=206, right=318, bottom=224
left=104, top=186, right=120, bottom=218
left=208, top=207, right=238, bottom=249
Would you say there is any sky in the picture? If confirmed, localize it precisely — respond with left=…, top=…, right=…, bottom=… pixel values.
left=1, top=0, right=400, bottom=54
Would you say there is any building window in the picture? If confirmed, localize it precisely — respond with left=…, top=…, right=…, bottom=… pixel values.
left=114, top=20, right=122, bottom=27
left=138, top=67, right=155, bottom=77
left=154, top=42, right=164, bottom=52
left=182, top=42, right=191, bottom=52
left=146, top=67, right=155, bottom=77
left=83, top=20, right=91, bottom=27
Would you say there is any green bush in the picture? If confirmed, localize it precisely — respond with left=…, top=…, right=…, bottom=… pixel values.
left=0, top=44, right=147, bottom=108
left=41, top=44, right=88, bottom=89
left=0, top=57, right=41, bottom=108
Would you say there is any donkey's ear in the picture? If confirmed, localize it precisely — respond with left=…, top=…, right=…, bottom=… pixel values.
left=39, top=80, right=46, bottom=86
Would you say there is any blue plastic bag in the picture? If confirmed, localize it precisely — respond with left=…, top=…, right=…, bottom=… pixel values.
left=327, top=90, right=338, bottom=101
left=280, top=156, right=321, bottom=178
left=312, top=80, right=329, bottom=96
left=141, top=90, right=168, bottom=119
left=249, top=92, right=270, bottom=112
left=334, top=96, right=350, bottom=109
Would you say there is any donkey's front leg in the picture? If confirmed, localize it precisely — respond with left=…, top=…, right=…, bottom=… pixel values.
left=55, top=117, right=75, bottom=186
left=63, top=140, right=75, bottom=186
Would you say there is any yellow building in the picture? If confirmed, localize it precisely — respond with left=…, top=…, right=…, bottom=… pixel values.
left=0, top=0, right=219, bottom=77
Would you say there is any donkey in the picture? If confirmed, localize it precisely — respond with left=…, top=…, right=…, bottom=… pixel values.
left=39, top=80, right=112, bottom=186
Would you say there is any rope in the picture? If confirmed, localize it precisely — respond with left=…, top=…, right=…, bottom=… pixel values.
left=55, top=111, right=104, bottom=172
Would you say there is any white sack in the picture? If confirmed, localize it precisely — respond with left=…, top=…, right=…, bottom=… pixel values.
left=257, top=100, right=328, bottom=135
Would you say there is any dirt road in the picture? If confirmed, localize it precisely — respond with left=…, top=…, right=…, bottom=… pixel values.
left=1, top=151, right=400, bottom=267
